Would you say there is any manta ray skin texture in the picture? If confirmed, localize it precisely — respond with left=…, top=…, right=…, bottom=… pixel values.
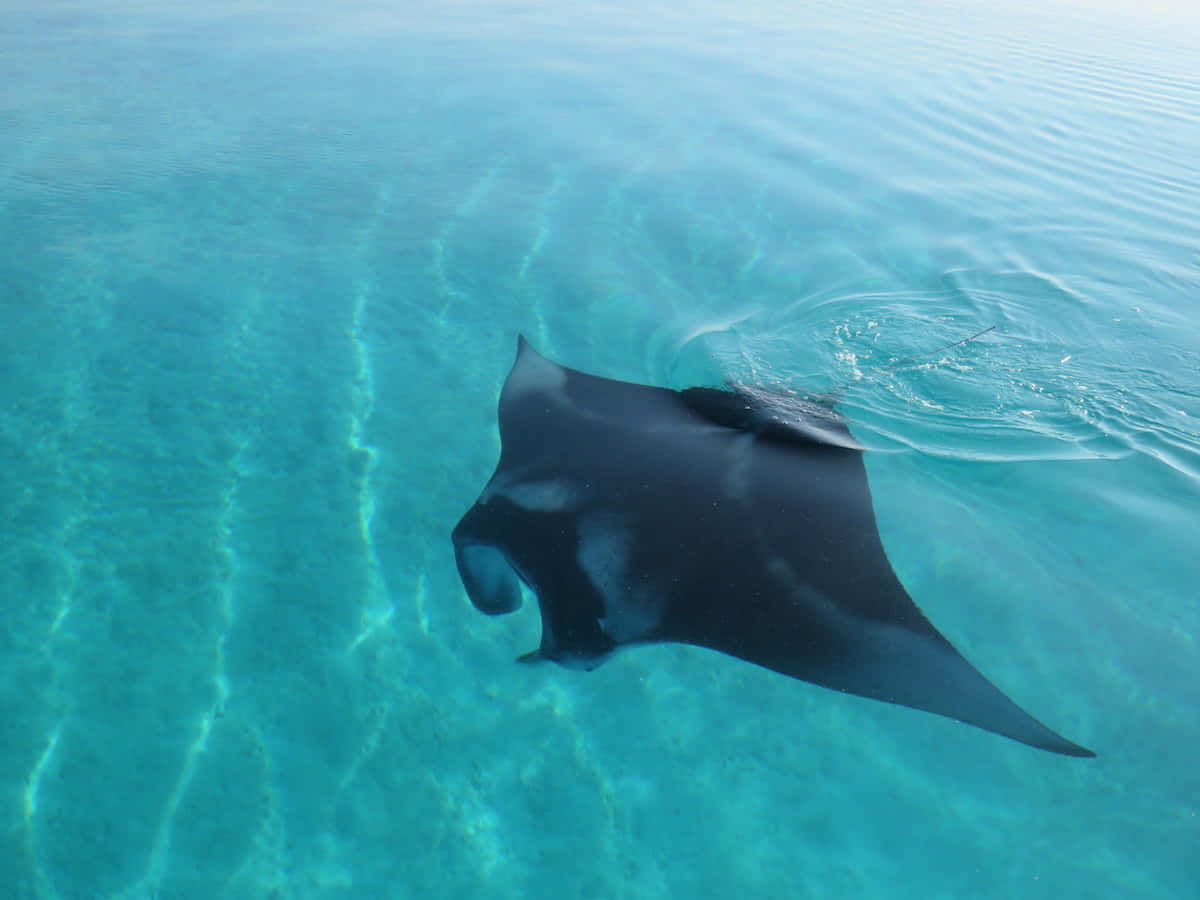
left=452, top=337, right=1095, bottom=758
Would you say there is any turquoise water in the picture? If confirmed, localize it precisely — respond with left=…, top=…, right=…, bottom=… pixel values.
left=2, top=0, right=1198, bottom=896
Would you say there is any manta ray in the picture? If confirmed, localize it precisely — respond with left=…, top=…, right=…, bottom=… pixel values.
left=452, top=337, right=1094, bottom=757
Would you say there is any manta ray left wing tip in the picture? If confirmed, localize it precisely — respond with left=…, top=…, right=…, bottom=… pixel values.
left=1063, top=743, right=1097, bottom=759
left=515, top=333, right=539, bottom=357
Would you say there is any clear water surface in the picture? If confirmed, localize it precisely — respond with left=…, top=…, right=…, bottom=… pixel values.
left=1, top=0, right=1198, bottom=897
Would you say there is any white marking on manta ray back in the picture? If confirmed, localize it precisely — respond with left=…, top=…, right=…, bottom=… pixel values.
left=724, top=432, right=756, bottom=502
left=577, top=515, right=664, bottom=643
left=482, top=473, right=578, bottom=512
left=506, top=478, right=577, bottom=512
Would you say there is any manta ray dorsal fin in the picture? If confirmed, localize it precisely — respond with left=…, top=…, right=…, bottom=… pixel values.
left=680, top=384, right=862, bottom=450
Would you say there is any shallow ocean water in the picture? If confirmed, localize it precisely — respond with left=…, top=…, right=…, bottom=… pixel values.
left=1, top=0, right=1198, bottom=897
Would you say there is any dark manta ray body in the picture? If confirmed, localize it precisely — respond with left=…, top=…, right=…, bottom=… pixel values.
left=453, top=337, right=1094, bottom=757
